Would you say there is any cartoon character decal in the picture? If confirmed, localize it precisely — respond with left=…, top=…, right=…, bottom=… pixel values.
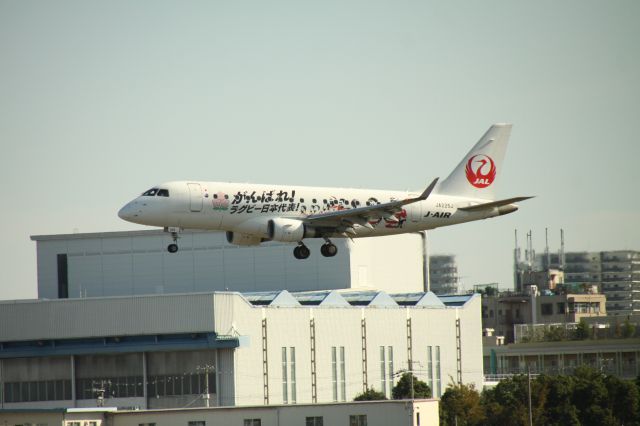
left=384, top=209, right=407, bottom=228
left=212, top=192, right=230, bottom=211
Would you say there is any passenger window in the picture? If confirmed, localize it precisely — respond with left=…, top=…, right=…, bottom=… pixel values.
left=157, top=189, right=169, bottom=197
left=142, top=188, right=158, bottom=196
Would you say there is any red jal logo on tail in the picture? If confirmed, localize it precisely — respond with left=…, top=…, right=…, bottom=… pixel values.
left=465, top=155, right=496, bottom=188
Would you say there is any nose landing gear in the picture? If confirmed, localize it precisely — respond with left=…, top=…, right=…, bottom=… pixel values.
left=165, top=227, right=181, bottom=253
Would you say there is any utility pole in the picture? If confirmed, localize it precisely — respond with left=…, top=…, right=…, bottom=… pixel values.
left=197, top=364, right=216, bottom=408
left=527, top=366, right=533, bottom=426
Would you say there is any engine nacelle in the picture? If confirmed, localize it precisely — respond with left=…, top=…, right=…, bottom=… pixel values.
left=226, top=231, right=263, bottom=246
left=268, top=218, right=314, bottom=242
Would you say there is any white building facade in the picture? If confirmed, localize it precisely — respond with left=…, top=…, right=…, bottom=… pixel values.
left=0, top=291, right=482, bottom=410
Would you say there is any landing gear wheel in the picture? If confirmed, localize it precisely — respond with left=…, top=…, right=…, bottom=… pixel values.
left=293, top=245, right=310, bottom=259
left=320, top=243, right=338, bottom=257
left=165, top=227, right=181, bottom=254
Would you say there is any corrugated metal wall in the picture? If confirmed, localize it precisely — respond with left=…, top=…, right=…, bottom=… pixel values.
left=0, top=293, right=216, bottom=341
left=32, top=230, right=425, bottom=299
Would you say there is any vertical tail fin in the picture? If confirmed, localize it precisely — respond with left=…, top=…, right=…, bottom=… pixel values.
left=437, top=123, right=512, bottom=200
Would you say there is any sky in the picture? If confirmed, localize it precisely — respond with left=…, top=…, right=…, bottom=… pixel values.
left=1, top=1, right=639, bottom=300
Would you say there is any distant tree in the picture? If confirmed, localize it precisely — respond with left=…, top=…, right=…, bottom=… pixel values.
left=391, top=372, right=431, bottom=399
left=575, top=319, right=589, bottom=340
left=604, top=374, right=640, bottom=425
left=543, top=325, right=566, bottom=342
left=536, top=374, right=579, bottom=426
left=622, top=319, right=636, bottom=338
left=440, top=382, right=484, bottom=426
left=571, top=367, right=615, bottom=426
left=353, top=387, right=387, bottom=401
left=484, top=286, right=497, bottom=296
left=481, top=375, right=530, bottom=425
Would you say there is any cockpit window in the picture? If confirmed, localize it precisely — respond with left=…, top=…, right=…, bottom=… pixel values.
left=157, top=189, right=169, bottom=197
left=142, top=188, right=158, bottom=196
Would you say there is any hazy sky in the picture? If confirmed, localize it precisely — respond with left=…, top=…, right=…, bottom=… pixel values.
left=1, top=1, right=639, bottom=300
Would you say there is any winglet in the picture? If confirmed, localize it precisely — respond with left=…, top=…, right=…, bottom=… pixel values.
left=417, top=178, right=439, bottom=201
left=405, top=178, right=439, bottom=205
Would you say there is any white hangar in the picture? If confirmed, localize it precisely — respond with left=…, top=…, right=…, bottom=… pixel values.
left=0, top=290, right=482, bottom=410
left=31, top=229, right=428, bottom=299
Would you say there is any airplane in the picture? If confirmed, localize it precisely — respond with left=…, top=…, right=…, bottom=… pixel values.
left=118, top=123, right=532, bottom=259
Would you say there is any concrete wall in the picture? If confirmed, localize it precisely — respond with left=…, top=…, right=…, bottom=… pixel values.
left=110, top=400, right=439, bottom=426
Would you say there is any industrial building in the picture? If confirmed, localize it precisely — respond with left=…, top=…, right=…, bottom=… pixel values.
left=31, top=230, right=427, bottom=298
left=428, top=255, right=459, bottom=295
left=481, top=290, right=606, bottom=343
left=513, top=230, right=639, bottom=316
left=484, top=334, right=640, bottom=380
left=0, top=290, right=482, bottom=410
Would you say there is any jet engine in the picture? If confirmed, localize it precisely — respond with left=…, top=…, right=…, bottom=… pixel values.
left=268, top=218, right=315, bottom=242
left=225, top=231, right=263, bottom=246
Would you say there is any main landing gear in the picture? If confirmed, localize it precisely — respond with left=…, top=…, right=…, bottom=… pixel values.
left=292, top=239, right=338, bottom=259
left=293, top=243, right=311, bottom=259
left=165, top=227, right=180, bottom=253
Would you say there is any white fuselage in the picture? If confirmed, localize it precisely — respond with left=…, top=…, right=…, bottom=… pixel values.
left=118, top=180, right=500, bottom=239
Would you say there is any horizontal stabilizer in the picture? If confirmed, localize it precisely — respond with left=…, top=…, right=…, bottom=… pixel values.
left=458, top=196, right=534, bottom=212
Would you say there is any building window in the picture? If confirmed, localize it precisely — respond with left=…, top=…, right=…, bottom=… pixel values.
left=243, top=420, right=261, bottom=426
left=146, top=373, right=213, bottom=398
left=541, top=303, right=553, bottom=315
left=387, top=346, right=394, bottom=398
left=282, top=346, right=296, bottom=404
left=306, top=417, right=323, bottom=426
left=557, top=302, right=565, bottom=314
left=435, top=346, right=441, bottom=397
left=380, top=346, right=386, bottom=395
left=489, top=309, right=494, bottom=318
left=349, top=415, right=367, bottom=426
left=282, top=347, right=288, bottom=404
left=427, top=346, right=434, bottom=393
left=332, top=347, right=338, bottom=401
left=340, top=346, right=346, bottom=402
left=290, top=347, right=297, bottom=404
left=332, top=346, right=346, bottom=402
left=4, top=379, right=72, bottom=403
left=379, top=346, right=394, bottom=397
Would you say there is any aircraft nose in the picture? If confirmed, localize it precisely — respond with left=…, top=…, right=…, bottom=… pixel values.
left=118, top=201, right=138, bottom=221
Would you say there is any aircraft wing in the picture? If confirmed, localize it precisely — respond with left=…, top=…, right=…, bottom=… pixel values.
left=304, top=178, right=438, bottom=230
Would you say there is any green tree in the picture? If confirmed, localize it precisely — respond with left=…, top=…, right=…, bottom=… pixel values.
left=484, top=286, right=497, bottom=296
left=440, top=382, right=484, bottom=426
left=622, top=319, right=636, bottom=338
left=391, top=372, right=431, bottom=399
left=571, top=367, right=615, bottom=426
left=575, top=319, right=589, bottom=340
left=353, top=387, right=387, bottom=401
left=604, top=375, right=640, bottom=425
left=481, top=375, right=530, bottom=425
left=536, top=374, right=579, bottom=426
